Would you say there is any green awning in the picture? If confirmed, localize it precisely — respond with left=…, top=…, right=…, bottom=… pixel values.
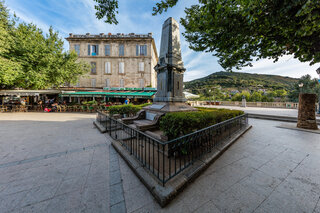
left=60, top=91, right=156, bottom=99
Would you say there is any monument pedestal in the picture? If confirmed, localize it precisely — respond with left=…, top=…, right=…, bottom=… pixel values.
left=122, top=17, right=196, bottom=135
left=144, top=102, right=196, bottom=113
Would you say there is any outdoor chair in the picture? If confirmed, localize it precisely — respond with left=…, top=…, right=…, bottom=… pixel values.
left=72, top=105, right=77, bottom=112
left=76, top=105, right=81, bottom=112
left=11, top=106, right=18, bottom=112
left=80, top=105, right=87, bottom=112
left=67, top=106, right=73, bottom=112
left=19, top=106, right=28, bottom=112
left=87, top=105, right=94, bottom=113
left=57, top=105, right=62, bottom=112
left=0, top=106, right=7, bottom=112
left=61, top=105, right=66, bottom=112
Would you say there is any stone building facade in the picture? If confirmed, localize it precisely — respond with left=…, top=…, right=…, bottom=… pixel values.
left=66, top=33, right=158, bottom=88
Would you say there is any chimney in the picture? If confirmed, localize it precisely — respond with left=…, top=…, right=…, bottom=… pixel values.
left=69, top=33, right=73, bottom=37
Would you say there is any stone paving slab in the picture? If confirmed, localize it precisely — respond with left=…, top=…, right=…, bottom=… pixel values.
left=1, top=113, right=320, bottom=212
left=0, top=113, right=110, bottom=213
left=277, top=123, right=320, bottom=134
left=115, top=118, right=320, bottom=212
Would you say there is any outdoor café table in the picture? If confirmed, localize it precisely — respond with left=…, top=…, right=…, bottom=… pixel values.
left=11, top=105, right=19, bottom=112
left=73, top=105, right=80, bottom=112
left=67, top=106, right=73, bottom=112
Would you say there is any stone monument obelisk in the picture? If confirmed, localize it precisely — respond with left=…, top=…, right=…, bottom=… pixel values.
left=146, top=17, right=196, bottom=112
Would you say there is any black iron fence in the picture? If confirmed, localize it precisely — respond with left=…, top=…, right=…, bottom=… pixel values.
left=96, top=111, right=248, bottom=185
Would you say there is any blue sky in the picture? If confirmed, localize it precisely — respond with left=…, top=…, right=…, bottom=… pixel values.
left=6, top=0, right=319, bottom=81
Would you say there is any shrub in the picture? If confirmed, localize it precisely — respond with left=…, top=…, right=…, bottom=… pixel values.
left=107, top=102, right=152, bottom=116
left=159, top=108, right=244, bottom=140
left=108, top=104, right=140, bottom=116
left=82, top=100, right=98, bottom=105
left=136, top=102, right=152, bottom=108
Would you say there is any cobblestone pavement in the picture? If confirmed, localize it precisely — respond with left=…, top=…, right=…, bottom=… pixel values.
left=1, top=113, right=320, bottom=213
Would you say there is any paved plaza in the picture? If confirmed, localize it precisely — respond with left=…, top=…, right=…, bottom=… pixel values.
left=203, top=105, right=320, bottom=118
left=0, top=112, right=320, bottom=212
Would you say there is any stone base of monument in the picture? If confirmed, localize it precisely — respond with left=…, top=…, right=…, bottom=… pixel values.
left=122, top=102, right=197, bottom=136
left=110, top=124, right=252, bottom=207
left=297, top=93, right=318, bottom=130
left=144, top=102, right=197, bottom=113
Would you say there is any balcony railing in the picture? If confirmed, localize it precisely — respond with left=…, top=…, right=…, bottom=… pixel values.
left=69, top=33, right=152, bottom=39
left=96, top=111, right=248, bottom=185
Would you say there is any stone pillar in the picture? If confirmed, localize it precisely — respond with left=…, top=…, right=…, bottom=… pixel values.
left=297, top=93, right=318, bottom=130
left=154, top=17, right=186, bottom=102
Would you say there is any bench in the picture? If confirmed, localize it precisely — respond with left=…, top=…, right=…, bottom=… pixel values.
left=122, top=110, right=164, bottom=131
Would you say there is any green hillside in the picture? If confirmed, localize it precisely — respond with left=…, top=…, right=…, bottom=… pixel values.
left=184, top=71, right=298, bottom=93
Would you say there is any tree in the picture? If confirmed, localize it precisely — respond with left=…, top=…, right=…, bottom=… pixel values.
left=0, top=0, right=90, bottom=89
left=288, top=75, right=320, bottom=102
left=250, top=91, right=262, bottom=102
left=94, top=0, right=320, bottom=70
left=6, top=23, right=89, bottom=89
left=93, top=0, right=320, bottom=129
left=0, top=1, right=22, bottom=88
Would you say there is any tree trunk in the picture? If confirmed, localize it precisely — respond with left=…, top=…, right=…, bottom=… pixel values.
left=297, top=93, right=318, bottom=130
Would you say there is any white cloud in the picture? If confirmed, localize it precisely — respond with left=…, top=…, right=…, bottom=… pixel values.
left=6, top=0, right=320, bottom=81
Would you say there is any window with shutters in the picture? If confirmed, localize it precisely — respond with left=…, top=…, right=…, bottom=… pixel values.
left=105, top=79, right=110, bottom=87
left=119, top=79, right=124, bottom=88
left=136, top=44, right=147, bottom=56
left=74, top=44, right=80, bottom=55
left=105, top=62, right=111, bottom=74
left=105, top=44, right=110, bottom=56
left=119, top=62, right=124, bottom=74
left=139, top=62, right=144, bottom=72
left=91, top=79, right=96, bottom=87
left=119, top=44, right=124, bottom=56
left=91, top=62, right=96, bottom=74
left=88, top=44, right=99, bottom=56
left=139, top=79, right=144, bottom=88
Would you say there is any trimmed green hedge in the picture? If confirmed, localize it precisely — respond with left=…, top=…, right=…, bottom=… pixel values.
left=159, top=108, right=244, bottom=140
left=108, top=103, right=152, bottom=116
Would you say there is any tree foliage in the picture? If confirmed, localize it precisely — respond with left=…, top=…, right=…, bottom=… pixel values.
left=288, top=74, right=320, bottom=102
left=0, top=1, right=21, bottom=88
left=94, top=0, right=119, bottom=24
left=0, top=0, right=89, bottom=89
left=93, top=0, right=320, bottom=70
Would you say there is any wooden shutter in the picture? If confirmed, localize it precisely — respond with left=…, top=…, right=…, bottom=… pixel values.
left=105, top=45, right=110, bottom=56
left=105, top=62, right=111, bottom=74
left=144, top=45, right=147, bottom=56
left=119, top=62, right=124, bottom=74
left=91, top=79, right=96, bottom=87
left=139, top=79, right=144, bottom=88
left=139, top=62, right=144, bottom=71
left=88, top=44, right=91, bottom=55
left=136, top=45, right=139, bottom=56
left=96, top=45, right=99, bottom=55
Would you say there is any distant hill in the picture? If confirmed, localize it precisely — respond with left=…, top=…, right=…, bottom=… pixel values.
left=184, top=71, right=298, bottom=93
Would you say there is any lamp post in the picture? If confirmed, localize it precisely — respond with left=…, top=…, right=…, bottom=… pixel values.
left=316, top=67, right=320, bottom=114
left=298, top=83, right=304, bottom=93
